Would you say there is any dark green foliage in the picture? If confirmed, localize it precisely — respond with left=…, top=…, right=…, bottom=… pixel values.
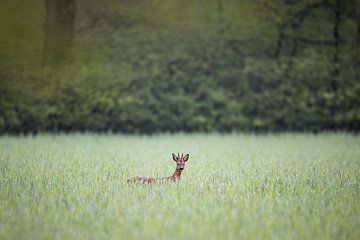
left=0, top=0, right=359, bottom=133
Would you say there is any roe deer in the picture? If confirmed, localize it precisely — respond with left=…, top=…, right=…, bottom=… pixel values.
left=127, top=153, right=189, bottom=184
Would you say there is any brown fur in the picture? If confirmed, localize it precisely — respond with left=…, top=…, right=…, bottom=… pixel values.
left=127, top=153, right=189, bottom=184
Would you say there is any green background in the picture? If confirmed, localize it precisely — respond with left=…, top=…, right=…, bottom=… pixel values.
left=1, top=0, right=359, bottom=133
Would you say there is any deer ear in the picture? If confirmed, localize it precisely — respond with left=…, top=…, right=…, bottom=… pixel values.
left=172, top=153, right=177, bottom=161
left=183, top=154, right=189, bottom=162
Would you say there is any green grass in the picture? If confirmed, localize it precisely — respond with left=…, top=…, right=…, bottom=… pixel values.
left=0, top=133, right=359, bottom=240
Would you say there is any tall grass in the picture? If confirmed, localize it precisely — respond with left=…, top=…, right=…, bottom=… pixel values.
left=0, top=133, right=359, bottom=239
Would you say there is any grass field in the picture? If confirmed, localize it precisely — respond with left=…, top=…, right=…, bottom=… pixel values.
left=0, top=133, right=359, bottom=240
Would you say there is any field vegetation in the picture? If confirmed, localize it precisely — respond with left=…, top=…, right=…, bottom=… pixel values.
left=0, top=133, right=359, bottom=239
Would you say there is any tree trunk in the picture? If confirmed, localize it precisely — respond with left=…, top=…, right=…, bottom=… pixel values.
left=356, top=0, right=360, bottom=82
left=329, top=0, right=341, bottom=128
left=330, top=0, right=341, bottom=121
left=332, top=0, right=341, bottom=81
left=274, top=24, right=285, bottom=58
left=43, top=0, right=75, bottom=65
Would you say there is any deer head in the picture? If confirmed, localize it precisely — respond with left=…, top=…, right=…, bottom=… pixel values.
left=172, top=153, right=189, bottom=171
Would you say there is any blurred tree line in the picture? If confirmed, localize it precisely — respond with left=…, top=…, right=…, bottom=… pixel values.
left=0, top=0, right=359, bottom=133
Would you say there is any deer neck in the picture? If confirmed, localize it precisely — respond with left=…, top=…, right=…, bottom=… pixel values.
left=171, top=169, right=182, bottom=180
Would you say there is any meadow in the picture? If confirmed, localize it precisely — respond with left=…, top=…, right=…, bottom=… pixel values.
left=0, top=133, right=359, bottom=240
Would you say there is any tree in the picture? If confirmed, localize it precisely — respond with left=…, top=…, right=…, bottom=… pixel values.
left=356, top=0, right=360, bottom=82
left=43, top=0, right=76, bottom=65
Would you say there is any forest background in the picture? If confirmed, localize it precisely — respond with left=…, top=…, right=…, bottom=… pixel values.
left=1, top=0, right=359, bottom=134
